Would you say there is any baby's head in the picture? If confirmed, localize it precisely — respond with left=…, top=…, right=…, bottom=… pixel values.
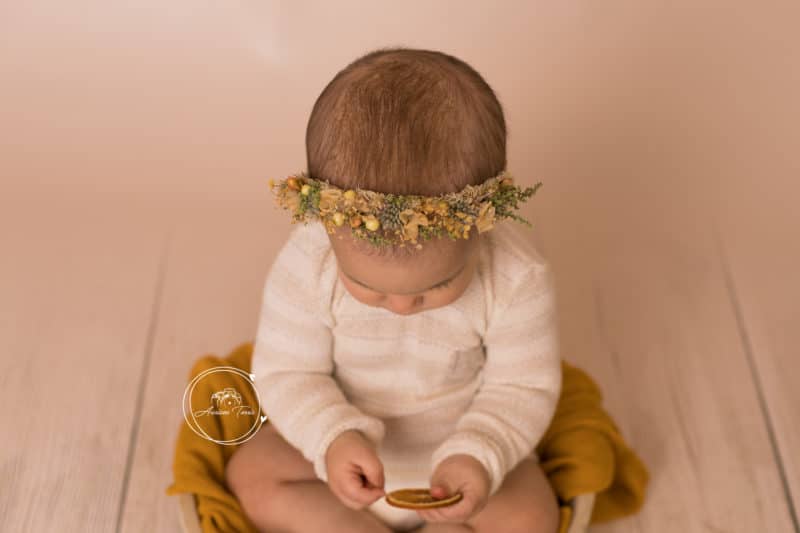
left=305, top=46, right=506, bottom=315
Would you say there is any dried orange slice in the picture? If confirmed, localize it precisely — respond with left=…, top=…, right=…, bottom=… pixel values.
left=385, top=488, right=463, bottom=509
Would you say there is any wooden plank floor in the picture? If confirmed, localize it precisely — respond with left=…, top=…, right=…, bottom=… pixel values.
left=2, top=183, right=798, bottom=532
left=711, top=175, right=800, bottom=531
left=117, top=205, right=291, bottom=533
left=0, top=193, right=168, bottom=532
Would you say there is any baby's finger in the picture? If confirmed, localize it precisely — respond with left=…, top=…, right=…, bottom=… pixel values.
left=436, top=504, right=465, bottom=522
left=360, top=459, right=385, bottom=490
left=416, top=509, right=436, bottom=522
left=341, top=497, right=361, bottom=510
left=355, top=486, right=385, bottom=506
left=428, top=508, right=447, bottom=521
left=341, top=472, right=370, bottom=503
left=333, top=487, right=363, bottom=510
left=433, top=494, right=471, bottom=521
left=419, top=507, right=446, bottom=522
left=348, top=475, right=386, bottom=506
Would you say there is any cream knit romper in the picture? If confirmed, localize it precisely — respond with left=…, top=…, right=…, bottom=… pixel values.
left=252, top=221, right=561, bottom=531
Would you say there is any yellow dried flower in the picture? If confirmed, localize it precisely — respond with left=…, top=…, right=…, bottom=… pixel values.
left=353, top=197, right=370, bottom=212
left=332, top=212, right=345, bottom=226
left=319, top=189, right=342, bottom=213
left=475, top=201, right=496, bottom=233
left=460, top=186, right=479, bottom=203
left=343, top=190, right=356, bottom=201
left=282, top=189, right=301, bottom=211
left=300, top=184, right=311, bottom=196
left=399, top=209, right=429, bottom=242
left=363, top=215, right=380, bottom=231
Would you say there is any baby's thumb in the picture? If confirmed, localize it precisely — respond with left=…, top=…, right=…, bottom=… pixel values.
left=361, top=458, right=385, bottom=492
left=429, top=475, right=452, bottom=499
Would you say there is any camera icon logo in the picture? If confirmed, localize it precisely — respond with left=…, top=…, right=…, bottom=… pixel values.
left=182, top=366, right=266, bottom=445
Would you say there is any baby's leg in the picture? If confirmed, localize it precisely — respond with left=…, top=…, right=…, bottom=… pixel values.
left=416, top=456, right=559, bottom=533
left=225, top=423, right=392, bottom=533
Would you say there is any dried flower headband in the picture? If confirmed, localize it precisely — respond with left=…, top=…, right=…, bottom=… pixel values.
left=267, top=170, right=542, bottom=249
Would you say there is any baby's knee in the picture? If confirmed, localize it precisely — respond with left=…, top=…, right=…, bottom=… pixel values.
left=506, top=494, right=560, bottom=533
left=224, top=443, right=249, bottom=494
left=470, top=461, right=561, bottom=533
left=476, top=506, right=558, bottom=533
left=224, top=443, right=282, bottom=530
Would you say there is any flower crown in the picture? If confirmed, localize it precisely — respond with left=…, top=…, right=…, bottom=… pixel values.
left=267, top=170, right=542, bottom=249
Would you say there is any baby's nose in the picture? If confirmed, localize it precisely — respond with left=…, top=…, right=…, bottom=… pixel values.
left=384, top=294, right=421, bottom=315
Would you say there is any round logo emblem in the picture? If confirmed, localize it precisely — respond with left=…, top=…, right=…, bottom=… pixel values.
left=181, top=366, right=266, bottom=445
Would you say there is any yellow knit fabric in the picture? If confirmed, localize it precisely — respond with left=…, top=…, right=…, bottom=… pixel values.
left=166, top=341, right=649, bottom=532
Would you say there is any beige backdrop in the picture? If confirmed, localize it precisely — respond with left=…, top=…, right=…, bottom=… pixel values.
left=2, top=2, right=799, bottom=533
left=3, top=1, right=797, bottom=214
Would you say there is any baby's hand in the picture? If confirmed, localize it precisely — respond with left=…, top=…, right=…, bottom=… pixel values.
left=418, top=454, right=490, bottom=524
left=325, top=429, right=386, bottom=510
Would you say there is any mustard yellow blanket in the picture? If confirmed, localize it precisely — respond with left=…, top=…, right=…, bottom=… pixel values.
left=166, top=341, right=648, bottom=532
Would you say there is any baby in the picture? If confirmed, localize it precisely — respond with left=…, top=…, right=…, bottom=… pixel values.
left=225, top=47, right=562, bottom=533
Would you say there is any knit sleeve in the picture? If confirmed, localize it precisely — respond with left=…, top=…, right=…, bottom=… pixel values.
left=429, top=262, right=562, bottom=497
left=251, top=228, right=386, bottom=483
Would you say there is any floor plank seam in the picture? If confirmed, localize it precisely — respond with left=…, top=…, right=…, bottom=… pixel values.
left=113, top=224, right=174, bottom=533
left=711, top=216, right=800, bottom=533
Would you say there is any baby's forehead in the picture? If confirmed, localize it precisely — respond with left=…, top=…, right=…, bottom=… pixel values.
left=330, top=231, right=471, bottom=265
left=327, top=225, right=481, bottom=295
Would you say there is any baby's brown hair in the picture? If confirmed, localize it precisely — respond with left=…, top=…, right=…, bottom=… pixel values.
left=306, top=46, right=507, bottom=257
left=307, top=46, right=506, bottom=193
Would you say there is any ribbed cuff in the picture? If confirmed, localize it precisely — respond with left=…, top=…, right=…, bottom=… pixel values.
left=430, top=431, right=506, bottom=498
left=312, top=416, right=386, bottom=483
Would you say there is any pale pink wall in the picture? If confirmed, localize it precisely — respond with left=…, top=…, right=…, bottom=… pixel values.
left=2, top=1, right=798, bottom=225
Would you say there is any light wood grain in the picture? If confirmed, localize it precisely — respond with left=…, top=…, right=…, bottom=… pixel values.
left=117, top=205, right=293, bottom=533
left=0, top=194, right=168, bottom=532
left=3, top=2, right=799, bottom=531
left=2, top=193, right=796, bottom=532
left=712, top=180, right=800, bottom=530
left=114, top=192, right=798, bottom=532
left=526, top=179, right=797, bottom=532
left=694, top=25, right=800, bottom=523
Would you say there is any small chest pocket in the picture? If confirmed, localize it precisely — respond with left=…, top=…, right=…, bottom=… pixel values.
left=440, top=344, right=486, bottom=388
left=411, top=341, right=487, bottom=397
